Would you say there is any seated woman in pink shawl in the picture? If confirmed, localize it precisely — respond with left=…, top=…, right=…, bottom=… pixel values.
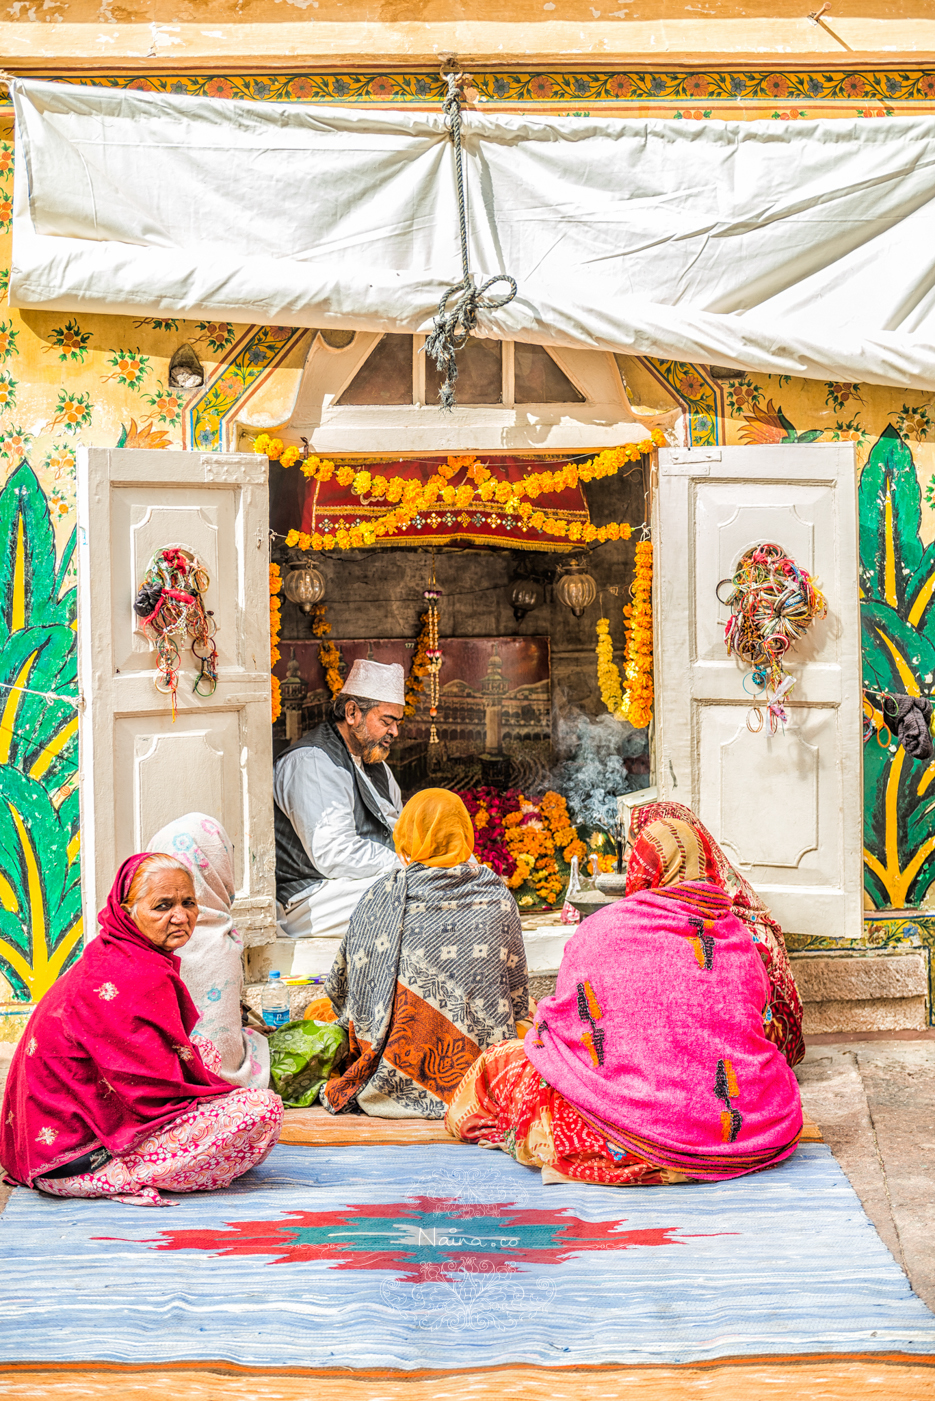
left=446, top=806, right=803, bottom=1186
left=0, top=853, right=283, bottom=1207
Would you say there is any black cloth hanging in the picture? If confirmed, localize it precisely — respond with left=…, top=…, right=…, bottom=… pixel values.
left=881, top=694, right=934, bottom=761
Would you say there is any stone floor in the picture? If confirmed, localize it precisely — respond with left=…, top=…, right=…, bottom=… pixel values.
left=1, top=1037, right=933, bottom=1312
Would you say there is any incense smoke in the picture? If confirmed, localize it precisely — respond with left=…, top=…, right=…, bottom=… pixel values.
left=550, top=707, right=650, bottom=830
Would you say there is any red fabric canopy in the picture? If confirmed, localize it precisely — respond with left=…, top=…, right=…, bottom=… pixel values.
left=297, top=456, right=589, bottom=551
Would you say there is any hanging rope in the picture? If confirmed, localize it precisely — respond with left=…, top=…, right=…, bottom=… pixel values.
left=423, top=70, right=518, bottom=411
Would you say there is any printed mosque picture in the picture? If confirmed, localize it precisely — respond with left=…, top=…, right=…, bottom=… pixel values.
left=274, top=636, right=551, bottom=793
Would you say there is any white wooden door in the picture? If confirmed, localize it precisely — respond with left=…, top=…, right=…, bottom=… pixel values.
left=76, top=448, right=275, bottom=949
left=653, top=443, right=862, bottom=940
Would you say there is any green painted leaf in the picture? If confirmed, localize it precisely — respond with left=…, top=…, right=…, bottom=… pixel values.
left=0, top=765, right=81, bottom=999
left=860, top=599, right=935, bottom=692
left=0, top=462, right=57, bottom=645
left=858, top=425, right=921, bottom=608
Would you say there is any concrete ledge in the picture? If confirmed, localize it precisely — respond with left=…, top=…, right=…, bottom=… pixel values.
left=802, top=996, right=928, bottom=1035
left=792, top=953, right=928, bottom=1004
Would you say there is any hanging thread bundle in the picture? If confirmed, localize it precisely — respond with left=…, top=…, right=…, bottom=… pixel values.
left=718, top=542, right=826, bottom=733
left=133, top=547, right=218, bottom=719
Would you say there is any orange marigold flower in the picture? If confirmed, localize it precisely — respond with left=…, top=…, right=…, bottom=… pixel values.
left=336, top=466, right=355, bottom=487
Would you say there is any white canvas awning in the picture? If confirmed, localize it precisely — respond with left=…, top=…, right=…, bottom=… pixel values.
left=11, top=78, right=935, bottom=388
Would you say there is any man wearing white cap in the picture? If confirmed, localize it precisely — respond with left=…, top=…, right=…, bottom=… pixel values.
left=273, top=659, right=406, bottom=945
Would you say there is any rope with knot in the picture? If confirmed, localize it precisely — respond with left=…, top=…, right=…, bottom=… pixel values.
left=423, top=70, right=518, bottom=410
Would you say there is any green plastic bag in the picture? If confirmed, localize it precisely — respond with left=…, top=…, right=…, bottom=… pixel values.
left=268, top=1019, right=348, bottom=1107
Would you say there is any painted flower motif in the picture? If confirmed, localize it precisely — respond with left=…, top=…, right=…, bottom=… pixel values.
left=919, top=75, right=935, bottom=98
left=106, top=349, right=149, bottom=390
left=47, top=318, right=92, bottom=363
left=0, top=371, right=16, bottom=412
left=685, top=75, right=710, bottom=97
left=730, top=385, right=758, bottom=412
left=145, top=382, right=184, bottom=425
left=0, top=144, right=13, bottom=176
left=196, top=321, right=236, bottom=353
left=0, top=426, right=32, bottom=462
left=764, top=74, right=790, bottom=99
left=678, top=372, right=706, bottom=399
left=290, top=77, right=315, bottom=100
left=0, top=195, right=12, bottom=228
left=529, top=77, right=554, bottom=100
left=26, top=1037, right=37, bottom=1055
left=843, top=75, right=868, bottom=98
left=204, top=78, right=234, bottom=99
left=0, top=320, right=19, bottom=362
left=54, top=389, right=93, bottom=433
left=95, top=982, right=118, bottom=1000
left=369, top=77, right=395, bottom=98
left=36, top=1126, right=57, bottom=1145
left=206, top=987, right=222, bottom=1003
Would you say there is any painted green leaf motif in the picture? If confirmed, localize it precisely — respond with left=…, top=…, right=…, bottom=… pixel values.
left=903, top=539, right=935, bottom=639
left=0, top=624, right=78, bottom=788
left=0, top=462, right=80, bottom=997
left=860, top=599, right=935, bottom=693
left=0, top=462, right=58, bottom=645
left=0, top=766, right=82, bottom=999
left=858, top=424, right=922, bottom=608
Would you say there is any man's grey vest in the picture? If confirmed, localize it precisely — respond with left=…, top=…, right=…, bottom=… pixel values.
left=274, top=719, right=396, bottom=906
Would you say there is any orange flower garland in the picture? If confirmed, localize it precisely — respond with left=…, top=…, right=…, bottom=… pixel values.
left=319, top=639, right=344, bottom=698
left=621, top=539, right=654, bottom=728
left=269, top=563, right=282, bottom=722
left=595, top=617, right=625, bottom=719
left=405, top=612, right=432, bottom=717
left=281, top=433, right=665, bottom=553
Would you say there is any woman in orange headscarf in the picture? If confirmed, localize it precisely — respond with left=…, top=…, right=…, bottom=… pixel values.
left=320, top=789, right=530, bottom=1119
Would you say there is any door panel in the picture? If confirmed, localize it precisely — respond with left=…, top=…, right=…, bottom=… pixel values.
left=77, top=448, right=275, bottom=948
left=654, top=443, right=862, bottom=940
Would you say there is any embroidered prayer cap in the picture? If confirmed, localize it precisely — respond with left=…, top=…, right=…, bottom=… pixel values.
left=341, top=659, right=405, bottom=706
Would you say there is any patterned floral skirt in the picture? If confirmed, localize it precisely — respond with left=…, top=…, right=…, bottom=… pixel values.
left=38, top=1044, right=283, bottom=1208
left=446, top=1040, right=691, bottom=1187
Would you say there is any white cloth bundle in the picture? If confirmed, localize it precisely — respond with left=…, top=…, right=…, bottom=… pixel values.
left=11, top=77, right=935, bottom=387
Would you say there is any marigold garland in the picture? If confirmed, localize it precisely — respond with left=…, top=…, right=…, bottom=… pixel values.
left=318, top=638, right=344, bottom=698
left=621, top=539, right=654, bottom=728
left=406, top=611, right=432, bottom=717
left=253, top=433, right=300, bottom=469
left=595, top=617, right=625, bottom=719
left=269, top=563, right=282, bottom=723
left=280, top=432, right=665, bottom=553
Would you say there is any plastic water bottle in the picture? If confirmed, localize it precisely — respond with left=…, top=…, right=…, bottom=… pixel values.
left=262, top=971, right=290, bottom=1029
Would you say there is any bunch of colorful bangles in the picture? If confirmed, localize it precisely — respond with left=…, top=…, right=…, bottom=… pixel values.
left=133, top=546, right=218, bottom=718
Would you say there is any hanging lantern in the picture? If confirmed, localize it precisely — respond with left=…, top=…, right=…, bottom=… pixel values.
left=283, top=563, right=326, bottom=614
left=554, top=559, right=598, bottom=618
left=509, top=576, right=544, bottom=623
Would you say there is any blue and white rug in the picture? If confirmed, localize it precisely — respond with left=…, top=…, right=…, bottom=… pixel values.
left=1, top=1142, right=933, bottom=1371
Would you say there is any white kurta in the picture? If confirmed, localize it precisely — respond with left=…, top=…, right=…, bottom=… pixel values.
left=273, top=745, right=403, bottom=941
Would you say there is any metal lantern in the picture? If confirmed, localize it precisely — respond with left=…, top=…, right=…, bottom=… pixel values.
left=554, top=559, right=598, bottom=618
left=283, top=563, right=326, bottom=613
left=509, top=576, right=544, bottom=623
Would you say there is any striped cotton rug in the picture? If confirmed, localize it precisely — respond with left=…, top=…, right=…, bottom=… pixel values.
left=0, top=1140, right=933, bottom=1399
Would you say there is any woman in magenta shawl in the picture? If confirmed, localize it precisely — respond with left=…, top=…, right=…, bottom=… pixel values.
left=446, top=807, right=802, bottom=1186
left=0, top=852, right=282, bottom=1207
